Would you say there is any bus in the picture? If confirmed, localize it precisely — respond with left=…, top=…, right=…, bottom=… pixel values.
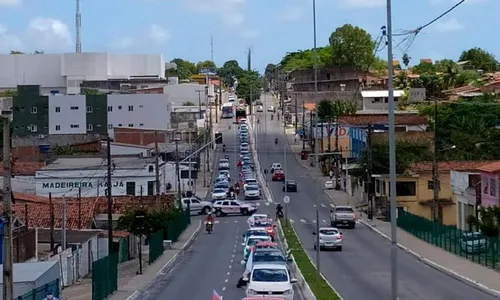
left=235, top=105, right=247, bottom=123
left=222, top=102, right=234, bottom=119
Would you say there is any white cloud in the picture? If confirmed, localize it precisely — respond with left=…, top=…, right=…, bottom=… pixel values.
left=434, top=18, right=464, bottom=32
left=27, top=18, right=72, bottom=51
left=185, top=0, right=246, bottom=26
left=0, top=24, right=23, bottom=52
left=0, top=0, right=20, bottom=6
left=340, top=0, right=385, bottom=8
left=240, top=29, right=259, bottom=39
left=148, top=24, right=171, bottom=44
left=110, top=37, right=133, bottom=49
left=276, top=5, right=303, bottom=22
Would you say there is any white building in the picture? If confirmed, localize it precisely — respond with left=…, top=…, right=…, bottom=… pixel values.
left=164, top=83, right=215, bottom=106
left=107, top=94, right=172, bottom=137
left=48, top=95, right=88, bottom=134
left=35, top=156, right=187, bottom=197
left=361, top=90, right=405, bottom=110
left=102, top=142, right=153, bottom=156
left=0, top=53, right=165, bottom=95
left=451, top=170, right=480, bottom=230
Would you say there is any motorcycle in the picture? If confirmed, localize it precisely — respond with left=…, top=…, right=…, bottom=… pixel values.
left=206, top=221, right=213, bottom=234
left=276, top=210, right=284, bottom=219
left=275, top=138, right=278, bottom=145
left=222, top=146, right=226, bottom=153
left=271, top=114, right=274, bottom=120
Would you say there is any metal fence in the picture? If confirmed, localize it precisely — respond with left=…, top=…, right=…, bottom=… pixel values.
left=148, top=209, right=191, bottom=264
left=397, top=208, right=500, bottom=271
left=16, top=279, right=60, bottom=300
left=92, top=253, right=118, bottom=300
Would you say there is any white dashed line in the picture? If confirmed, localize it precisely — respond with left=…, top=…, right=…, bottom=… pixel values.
left=227, top=272, right=230, bottom=275
left=229, top=265, right=232, bottom=269
left=289, top=219, right=295, bottom=223
left=225, top=279, right=228, bottom=283
left=312, top=220, right=317, bottom=223
left=222, top=287, right=226, bottom=291
left=313, top=204, right=317, bottom=208
left=300, top=219, right=306, bottom=223
left=234, top=220, right=238, bottom=223
left=320, top=203, right=326, bottom=208
left=330, top=203, right=335, bottom=208
left=265, top=202, right=270, bottom=206
left=321, top=220, right=327, bottom=223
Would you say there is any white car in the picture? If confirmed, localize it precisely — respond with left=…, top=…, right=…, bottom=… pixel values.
left=324, top=180, right=334, bottom=189
left=267, top=106, right=275, bottom=112
left=313, top=227, right=343, bottom=251
left=218, top=159, right=230, bottom=170
left=271, top=163, right=282, bottom=173
left=181, top=197, right=213, bottom=215
left=240, top=143, right=250, bottom=152
left=212, top=200, right=258, bottom=216
left=218, top=170, right=231, bottom=181
left=244, top=185, right=261, bottom=200
left=244, top=263, right=297, bottom=300
left=242, top=235, right=272, bottom=258
left=247, top=214, right=270, bottom=226
left=211, top=188, right=227, bottom=200
left=256, top=106, right=263, bottom=112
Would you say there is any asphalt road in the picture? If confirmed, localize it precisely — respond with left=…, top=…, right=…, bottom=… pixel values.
left=255, top=93, right=497, bottom=300
left=144, top=107, right=298, bottom=300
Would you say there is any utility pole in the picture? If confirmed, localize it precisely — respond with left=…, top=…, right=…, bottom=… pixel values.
left=173, top=136, right=182, bottom=207
left=154, top=131, right=161, bottom=209
left=249, top=84, right=253, bottom=115
left=367, top=124, right=374, bottom=220
left=196, top=90, right=203, bottom=119
left=294, top=93, right=298, bottom=133
left=302, top=104, right=306, bottom=150
left=432, top=99, right=440, bottom=221
left=188, top=131, right=192, bottom=192
left=334, top=107, right=341, bottom=190
left=62, top=196, right=67, bottom=250
left=247, top=47, right=252, bottom=71
left=2, top=115, right=13, bottom=300
left=49, top=192, right=54, bottom=251
left=106, top=137, right=113, bottom=256
left=78, top=187, right=82, bottom=229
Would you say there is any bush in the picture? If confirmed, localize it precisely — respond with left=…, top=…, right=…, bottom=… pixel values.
left=282, top=222, right=341, bottom=300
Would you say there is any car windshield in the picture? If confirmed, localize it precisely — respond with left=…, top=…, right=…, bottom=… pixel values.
left=216, top=182, right=229, bottom=188
left=247, top=186, right=258, bottom=191
left=336, top=207, right=354, bottom=213
left=246, top=231, right=267, bottom=237
left=252, top=268, right=288, bottom=282
left=213, top=189, right=225, bottom=194
left=463, top=233, right=484, bottom=241
left=320, top=229, right=338, bottom=235
left=255, top=221, right=271, bottom=227
left=247, top=237, right=269, bottom=246
left=253, top=252, right=286, bottom=263
left=219, top=159, right=228, bottom=163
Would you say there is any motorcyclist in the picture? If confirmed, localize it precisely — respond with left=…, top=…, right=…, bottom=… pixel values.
left=206, top=213, right=214, bottom=223
left=275, top=137, right=278, bottom=145
left=222, top=144, right=226, bottom=152
left=42, top=290, right=59, bottom=300
left=271, top=114, right=274, bottom=120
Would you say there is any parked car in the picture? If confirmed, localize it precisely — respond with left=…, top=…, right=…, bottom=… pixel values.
left=272, top=169, right=285, bottom=181
left=330, top=206, right=356, bottom=228
left=218, top=159, right=230, bottom=170
left=212, top=200, right=258, bottom=217
left=282, top=180, right=297, bottom=192
left=460, top=232, right=486, bottom=253
left=244, top=185, right=261, bottom=200
left=313, top=227, right=343, bottom=251
left=324, top=180, right=334, bottom=189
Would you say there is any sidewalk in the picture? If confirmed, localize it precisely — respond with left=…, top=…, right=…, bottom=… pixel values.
left=283, top=128, right=500, bottom=297
left=62, top=221, right=201, bottom=300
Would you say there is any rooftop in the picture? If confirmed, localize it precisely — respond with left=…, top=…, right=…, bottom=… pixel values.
left=40, top=156, right=157, bottom=171
left=339, top=114, right=427, bottom=126
left=361, top=90, right=405, bottom=98
left=37, top=228, right=101, bottom=244
left=0, top=261, right=58, bottom=283
left=476, top=161, right=500, bottom=173
left=0, top=162, right=45, bottom=176
left=409, top=161, right=494, bottom=173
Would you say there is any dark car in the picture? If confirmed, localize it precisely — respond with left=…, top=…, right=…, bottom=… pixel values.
left=282, top=180, right=297, bottom=192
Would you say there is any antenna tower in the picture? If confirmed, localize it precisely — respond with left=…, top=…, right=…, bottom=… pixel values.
left=76, top=0, right=82, bottom=53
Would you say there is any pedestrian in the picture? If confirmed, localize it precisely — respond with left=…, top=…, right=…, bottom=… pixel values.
left=41, top=290, right=59, bottom=300
left=329, top=169, right=334, bottom=179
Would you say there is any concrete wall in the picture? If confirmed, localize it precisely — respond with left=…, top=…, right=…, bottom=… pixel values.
left=48, top=95, right=87, bottom=134
left=12, top=134, right=104, bottom=147
left=164, top=83, right=208, bottom=106
left=107, top=94, right=172, bottom=137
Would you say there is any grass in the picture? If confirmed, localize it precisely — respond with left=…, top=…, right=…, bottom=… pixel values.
left=281, top=222, right=342, bottom=300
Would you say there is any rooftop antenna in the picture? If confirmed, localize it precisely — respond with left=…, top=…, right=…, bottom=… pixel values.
left=76, top=0, right=82, bottom=53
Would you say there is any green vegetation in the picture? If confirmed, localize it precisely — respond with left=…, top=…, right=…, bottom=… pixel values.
left=117, top=207, right=181, bottom=236
left=282, top=222, right=341, bottom=300
left=236, top=70, right=262, bottom=104
left=217, top=60, right=244, bottom=87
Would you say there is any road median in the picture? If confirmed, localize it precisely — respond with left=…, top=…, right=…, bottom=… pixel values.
left=280, top=221, right=342, bottom=300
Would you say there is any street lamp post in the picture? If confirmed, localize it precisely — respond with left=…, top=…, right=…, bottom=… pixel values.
left=173, top=134, right=182, bottom=208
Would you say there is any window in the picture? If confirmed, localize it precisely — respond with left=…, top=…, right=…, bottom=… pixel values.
left=108, top=124, right=113, bottom=129
left=139, top=123, right=144, bottom=127
left=107, top=106, right=113, bottom=112
left=55, top=107, right=61, bottom=113
left=118, top=106, right=122, bottom=110
left=55, top=125, right=61, bottom=131
left=87, top=124, right=93, bottom=131
left=139, top=105, right=144, bottom=108
left=395, top=181, right=416, bottom=196
left=427, top=180, right=434, bottom=190
left=490, top=178, right=496, bottom=196
left=128, top=124, right=133, bottom=127
left=372, top=97, right=382, bottom=103
left=118, top=124, right=122, bottom=127
left=128, top=105, right=134, bottom=111
left=483, top=177, right=490, bottom=195
left=86, top=106, right=93, bottom=113
left=148, top=165, right=154, bottom=172
left=30, top=125, right=38, bottom=132
left=126, top=182, right=136, bottom=195
left=70, top=124, right=80, bottom=128
left=31, top=107, right=37, bottom=114
left=70, top=106, right=79, bottom=110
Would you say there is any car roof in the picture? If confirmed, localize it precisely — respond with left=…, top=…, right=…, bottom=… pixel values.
left=319, top=227, right=338, bottom=231
left=252, top=263, right=287, bottom=270
left=255, top=241, right=278, bottom=247
left=248, top=235, right=270, bottom=240
left=253, top=214, right=268, bottom=217
left=248, top=227, right=267, bottom=231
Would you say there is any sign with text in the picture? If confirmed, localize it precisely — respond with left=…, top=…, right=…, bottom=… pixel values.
left=41, top=180, right=124, bottom=189
left=313, top=126, right=349, bottom=139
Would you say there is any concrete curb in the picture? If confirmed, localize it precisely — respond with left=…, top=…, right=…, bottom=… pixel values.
left=126, top=220, right=202, bottom=300
left=359, top=219, right=500, bottom=298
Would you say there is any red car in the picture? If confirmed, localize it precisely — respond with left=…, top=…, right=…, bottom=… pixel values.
left=272, top=169, right=285, bottom=181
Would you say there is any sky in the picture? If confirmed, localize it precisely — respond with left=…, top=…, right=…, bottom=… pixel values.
left=0, top=0, right=496, bottom=73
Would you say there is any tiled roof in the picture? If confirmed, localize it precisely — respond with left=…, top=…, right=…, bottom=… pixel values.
left=476, top=161, right=500, bottom=173
left=339, top=114, right=427, bottom=126
left=410, top=161, right=494, bottom=173
left=443, top=85, right=480, bottom=94
left=94, top=195, right=175, bottom=214
left=0, top=162, right=45, bottom=176
left=13, top=192, right=50, bottom=204
left=7, top=199, right=98, bottom=230
left=100, top=230, right=131, bottom=238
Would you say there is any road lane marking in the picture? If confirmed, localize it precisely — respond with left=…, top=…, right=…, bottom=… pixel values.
left=330, top=204, right=335, bottom=208
left=265, top=202, right=270, bottom=206
left=234, top=220, right=238, bottom=223
left=321, top=220, right=327, bottom=223
left=312, top=220, right=317, bottom=223
left=300, top=219, right=306, bottom=223
left=222, top=287, right=226, bottom=291
left=229, top=265, right=232, bottom=269
left=289, top=219, right=295, bottom=223
left=320, top=203, right=326, bottom=208
left=227, top=272, right=230, bottom=275
left=313, top=204, right=317, bottom=208
left=225, top=279, right=228, bottom=283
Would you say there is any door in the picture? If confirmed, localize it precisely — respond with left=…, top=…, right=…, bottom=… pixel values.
left=230, top=201, right=241, bottom=214
left=221, top=201, right=231, bottom=214
left=191, top=199, right=202, bottom=213
left=126, top=182, right=136, bottom=196
left=147, top=181, right=155, bottom=196
left=182, top=199, right=191, bottom=212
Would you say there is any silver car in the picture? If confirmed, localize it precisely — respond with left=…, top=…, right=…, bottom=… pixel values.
left=313, top=227, right=343, bottom=251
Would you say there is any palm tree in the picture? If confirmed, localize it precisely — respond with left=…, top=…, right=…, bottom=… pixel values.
left=440, top=61, right=460, bottom=90
left=394, top=71, right=410, bottom=89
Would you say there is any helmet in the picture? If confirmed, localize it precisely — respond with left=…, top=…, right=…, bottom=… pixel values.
left=208, top=212, right=212, bottom=216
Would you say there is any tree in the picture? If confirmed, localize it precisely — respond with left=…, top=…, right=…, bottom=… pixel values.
left=459, top=47, right=499, bottom=72
left=279, top=47, right=332, bottom=72
left=10, top=50, right=24, bottom=54
left=196, top=60, right=216, bottom=71
left=170, top=58, right=197, bottom=80
left=183, top=101, right=196, bottom=106
left=402, top=54, right=411, bottom=68
left=235, top=70, right=262, bottom=104
left=466, top=206, right=500, bottom=237
left=411, top=62, right=436, bottom=74
left=0, top=90, right=17, bottom=97
left=317, top=100, right=357, bottom=151
left=81, top=88, right=105, bottom=96
left=116, top=207, right=181, bottom=236
left=329, top=24, right=375, bottom=71
left=217, top=60, right=243, bottom=87
left=371, top=57, right=388, bottom=75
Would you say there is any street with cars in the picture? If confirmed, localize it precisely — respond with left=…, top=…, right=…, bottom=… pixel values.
left=254, top=93, right=498, bottom=300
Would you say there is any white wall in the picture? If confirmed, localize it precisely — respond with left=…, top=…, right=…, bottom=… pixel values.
left=35, top=163, right=187, bottom=197
left=108, top=54, right=165, bottom=79
left=105, top=142, right=151, bottom=156
left=48, top=95, right=87, bottom=134
left=164, top=83, right=207, bottom=106
left=107, top=94, right=172, bottom=137
left=0, top=54, right=64, bottom=89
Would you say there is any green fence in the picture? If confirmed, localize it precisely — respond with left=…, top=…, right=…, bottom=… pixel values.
left=397, top=208, right=500, bottom=271
left=92, top=253, right=118, bottom=300
left=148, top=209, right=191, bottom=264
left=17, top=279, right=59, bottom=300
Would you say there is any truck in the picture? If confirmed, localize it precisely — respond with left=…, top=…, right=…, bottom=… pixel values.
left=330, top=205, right=356, bottom=229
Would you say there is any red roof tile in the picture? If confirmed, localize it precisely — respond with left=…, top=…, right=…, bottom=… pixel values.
left=93, top=195, right=175, bottom=214
left=339, top=114, right=427, bottom=126
left=13, top=193, right=49, bottom=204
left=476, top=161, right=500, bottom=173
left=0, top=162, right=45, bottom=176
left=410, top=161, right=494, bottom=173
